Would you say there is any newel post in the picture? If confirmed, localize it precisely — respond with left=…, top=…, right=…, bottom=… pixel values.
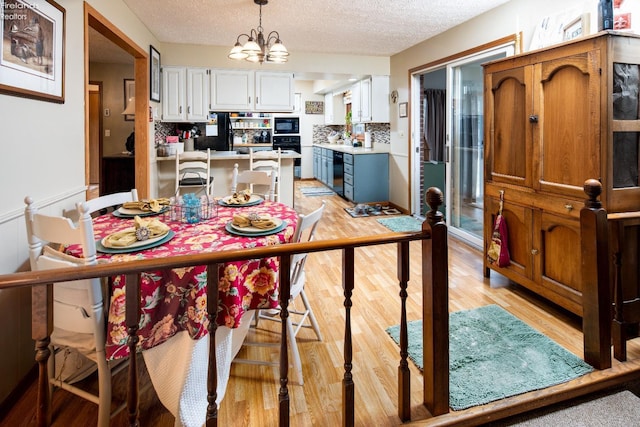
left=422, top=187, right=449, bottom=416
left=580, top=179, right=612, bottom=369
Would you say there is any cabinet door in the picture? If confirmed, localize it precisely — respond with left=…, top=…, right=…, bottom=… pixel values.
left=534, top=211, right=583, bottom=315
left=486, top=66, right=533, bottom=187
left=186, top=68, right=209, bottom=122
left=351, top=81, right=361, bottom=123
left=484, top=196, right=533, bottom=282
left=534, top=50, right=601, bottom=199
left=359, top=78, right=372, bottom=122
left=324, top=93, right=334, bottom=124
left=162, top=66, right=186, bottom=121
left=211, top=70, right=254, bottom=111
left=255, top=72, right=294, bottom=111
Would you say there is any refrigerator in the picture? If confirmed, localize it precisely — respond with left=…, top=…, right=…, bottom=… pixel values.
left=195, top=112, right=233, bottom=151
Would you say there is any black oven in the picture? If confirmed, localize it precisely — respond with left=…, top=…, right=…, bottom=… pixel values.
left=273, top=117, right=299, bottom=134
left=273, top=135, right=301, bottom=178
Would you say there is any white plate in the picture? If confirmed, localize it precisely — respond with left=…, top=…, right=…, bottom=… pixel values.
left=219, top=194, right=263, bottom=207
left=229, top=217, right=282, bottom=233
left=116, top=206, right=169, bottom=217
left=101, top=227, right=170, bottom=249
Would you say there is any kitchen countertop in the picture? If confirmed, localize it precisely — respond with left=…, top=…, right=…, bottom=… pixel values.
left=313, top=143, right=390, bottom=155
left=156, top=149, right=301, bottom=161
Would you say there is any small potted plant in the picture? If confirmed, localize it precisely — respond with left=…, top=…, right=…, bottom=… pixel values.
left=344, top=111, right=352, bottom=142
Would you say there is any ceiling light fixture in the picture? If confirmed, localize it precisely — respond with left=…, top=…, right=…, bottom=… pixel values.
left=228, top=0, right=289, bottom=64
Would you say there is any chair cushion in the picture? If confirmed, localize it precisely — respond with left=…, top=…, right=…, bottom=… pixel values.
left=179, top=177, right=214, bottom=186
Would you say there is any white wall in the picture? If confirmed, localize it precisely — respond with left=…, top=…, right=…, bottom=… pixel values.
left=387, top=0, right=598, bottom=210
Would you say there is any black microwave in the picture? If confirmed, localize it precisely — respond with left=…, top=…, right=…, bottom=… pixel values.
left=273, top=117, right=299, bottom=134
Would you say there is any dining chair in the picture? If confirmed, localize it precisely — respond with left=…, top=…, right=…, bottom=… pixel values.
left=234, top=201, right=326, bottom=385
left=65, top=189, right=139, bottom=220
left=175, top=148, right=213, bottom=196
left=249, top=148, right=282, bottom=202
left=231, top=163, right=276, bottom=201
left=24, top=197, right=128, bottom=427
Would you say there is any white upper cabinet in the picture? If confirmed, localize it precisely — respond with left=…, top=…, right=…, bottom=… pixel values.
left=210, top=69, right=254, bottom=111
left=186, top=68, right=209, bottom=122
left=255, top=71, right=294, bottom=111
left=162, top=66, right=186, bottom=121
left=162, top=66, right=209, bottom=122
left=351, top=76, right=389, bottom=123
left=324, top=92, right=346, bottom=125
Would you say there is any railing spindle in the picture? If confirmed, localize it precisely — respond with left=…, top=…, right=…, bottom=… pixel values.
left=125, top=273, right=141, bottom=426
left=397, top=241, right=411, bottom=421
left=32, top=283, right=52, bottom=427
left=206, top=263, right=221, bottom=427
left=278, top=255, right=291, bottom=427
left=342, top=247, right=355, bottom=427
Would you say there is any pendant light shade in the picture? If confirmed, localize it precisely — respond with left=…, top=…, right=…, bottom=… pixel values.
left=228, top=0, right=288, bottom=64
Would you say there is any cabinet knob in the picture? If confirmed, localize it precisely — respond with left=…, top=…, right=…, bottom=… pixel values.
left=564, top=204, right=574, bottom=211
left=529, top=115, right=539, bottom=123
left=531, top=249, right=539, bottom=255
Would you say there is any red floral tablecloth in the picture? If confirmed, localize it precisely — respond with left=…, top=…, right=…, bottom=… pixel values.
left=66, top=201, right=297, bottom=360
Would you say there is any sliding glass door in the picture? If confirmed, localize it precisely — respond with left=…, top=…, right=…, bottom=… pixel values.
left=412, top=46, right=513, bottom=248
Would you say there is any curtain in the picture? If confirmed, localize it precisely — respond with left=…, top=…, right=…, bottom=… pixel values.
left=423, top=89, right=446, bottom=161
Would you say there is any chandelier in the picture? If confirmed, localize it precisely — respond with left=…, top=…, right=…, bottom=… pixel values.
left=228, top=0, right=289, bottom=64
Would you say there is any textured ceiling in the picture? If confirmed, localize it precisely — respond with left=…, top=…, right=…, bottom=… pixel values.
left=117, top=0, right=510, bottom=57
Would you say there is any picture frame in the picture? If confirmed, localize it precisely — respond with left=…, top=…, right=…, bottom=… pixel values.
left=0, top=0, right=66, bottom=103
left=305, top=100, right=324, bottom=114
left=150, top=45, right=161, bottom=102
left=399, top=102, right=408, bottom=118
left=563, top=13, right=590, bottom=42
left=124, top=79, right=135, bottom=121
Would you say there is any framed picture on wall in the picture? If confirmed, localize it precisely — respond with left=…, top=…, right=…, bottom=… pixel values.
left=0, top=0, right=66, bottom=103
left=399, top=102, right=408, bottom=118
left=123, top=79, right=135, bottom=121
left=150, top=45, right=161, bottom=102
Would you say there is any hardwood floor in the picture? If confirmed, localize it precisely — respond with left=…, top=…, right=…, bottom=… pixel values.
left=3, top=180, right=640, bottom=426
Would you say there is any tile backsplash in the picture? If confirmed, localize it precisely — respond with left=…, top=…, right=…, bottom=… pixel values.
left=312, top=123, right=390, bottom=145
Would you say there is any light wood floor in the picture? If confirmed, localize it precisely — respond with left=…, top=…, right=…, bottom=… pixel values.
left=3, top=180, right=640, bottom=426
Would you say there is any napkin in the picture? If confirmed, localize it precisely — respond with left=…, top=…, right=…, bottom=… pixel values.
left=104, top=216, right=170, bottom=247
left=122, top=198, right=171, bottom=213
left=225, top=190, right=252, bottom=205
left=232, top=213, right=277, bottom=229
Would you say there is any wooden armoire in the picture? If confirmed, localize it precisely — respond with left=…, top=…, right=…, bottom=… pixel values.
left=483, top=31, right=640, bottom=316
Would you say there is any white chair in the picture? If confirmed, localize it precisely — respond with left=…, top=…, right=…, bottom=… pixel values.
left=234, top=201, right=326, bottom=385
left=231, top=163, right=276, bottom=201
left=175, top=149, right=213, bottom=196
left=65, top=189, right=138, bottom=220
left=249, top=148, right=282, bottom=202
left=24, top=197, right=128, bottom=427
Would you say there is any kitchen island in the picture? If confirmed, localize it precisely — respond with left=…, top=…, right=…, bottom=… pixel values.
left=313, top=143, right=389, bottom=203
left=156, top=149, right=301, bottom=207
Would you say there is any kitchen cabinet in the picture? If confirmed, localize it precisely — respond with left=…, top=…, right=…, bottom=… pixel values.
left=161, top=66, right=209, bottom=122
left=313, top=146, right=321, bottom=179
left=324, top=92, right=346, bottom=125
left=210, top=69, right=254, bottom=111
left=255, top=71, right=294, bottom=111
left=210, top=70, right=294, bottom=112
left=343, top=152, right=389, bottom=203
left=318, top=148, right=333, bottom=187
left=351, top=76, right=389, bottom=123
left=162, top=66, right=210, bottom=122
left=483, top=31, right=640, bottom=316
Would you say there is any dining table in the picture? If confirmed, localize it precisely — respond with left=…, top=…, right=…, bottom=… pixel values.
left=65, top=198, right=298, bottom=427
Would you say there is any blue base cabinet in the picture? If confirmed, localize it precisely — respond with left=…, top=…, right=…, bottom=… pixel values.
left=343, top=152, right=388, bottom=203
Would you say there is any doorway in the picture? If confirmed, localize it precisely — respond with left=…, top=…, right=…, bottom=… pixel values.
left=85, top=4, right=150, bottom=198
left=411, top=40, right=516, bottom=248
left=88, top=82, right=102, bottom=199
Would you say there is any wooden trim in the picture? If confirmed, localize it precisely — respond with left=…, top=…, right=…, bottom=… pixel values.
left=84, top=2, right=150, bottom=198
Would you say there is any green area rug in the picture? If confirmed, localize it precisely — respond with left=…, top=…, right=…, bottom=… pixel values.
left=377, top=215, right=422, bottom=232
left=386, top=305, right=593, bottom=410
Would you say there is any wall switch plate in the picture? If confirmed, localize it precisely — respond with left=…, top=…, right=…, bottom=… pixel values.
left=105, top=129, right=110, bottom=137
left=104, top=108, right=110, bottom=117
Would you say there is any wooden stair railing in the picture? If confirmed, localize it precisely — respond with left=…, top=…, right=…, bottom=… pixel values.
left=0, top=188, right=448, bottom=427
left=581, top=178, right=640, bottom=367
